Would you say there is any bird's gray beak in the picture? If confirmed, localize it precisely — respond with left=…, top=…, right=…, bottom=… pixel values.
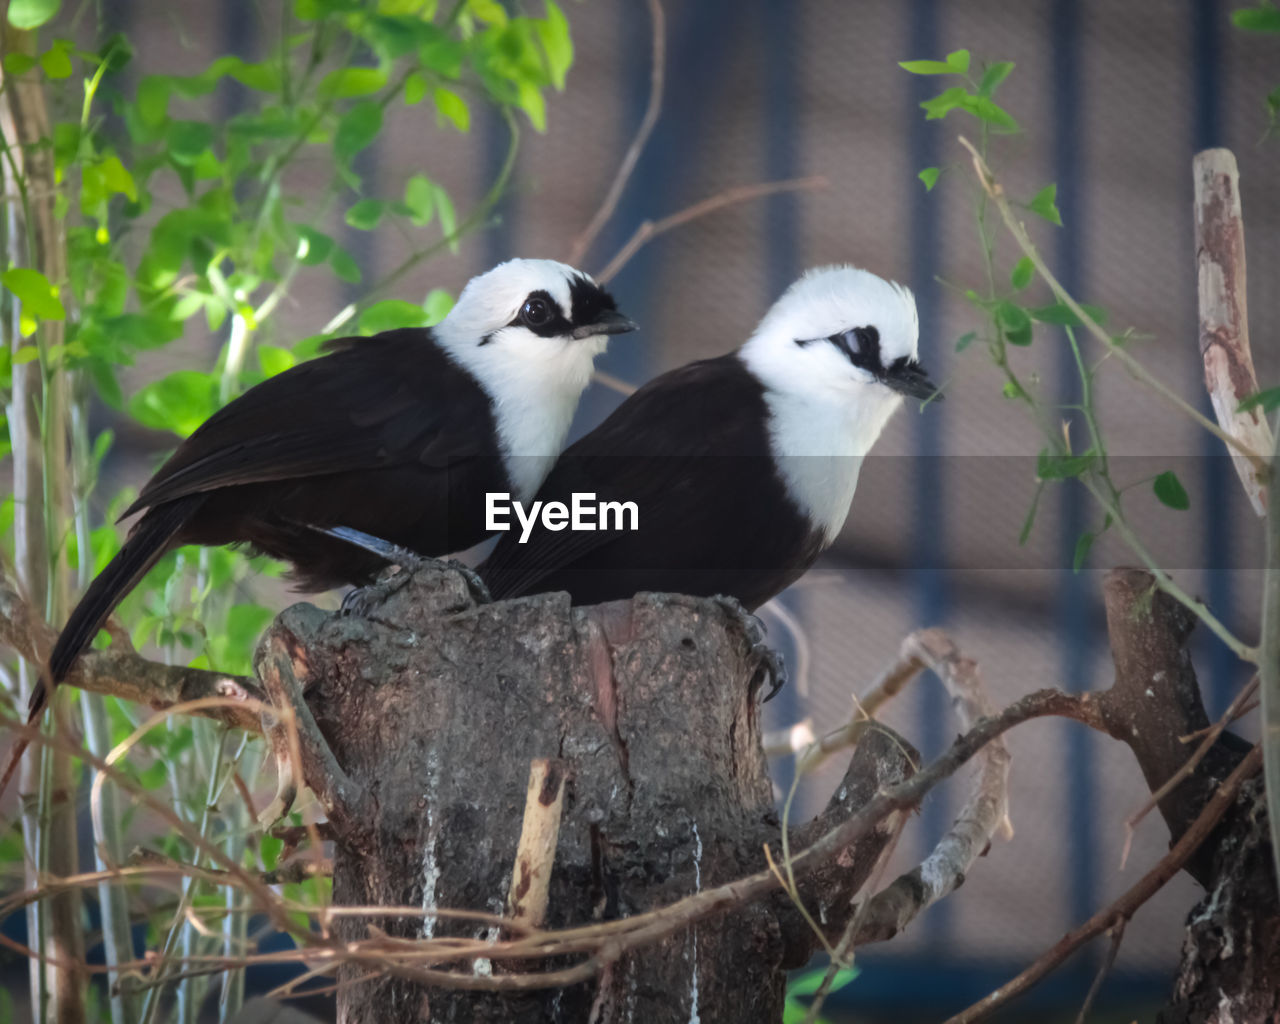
left=571, top=309, right=639, bottom=340
left=883, top=360, right=942, bottom=401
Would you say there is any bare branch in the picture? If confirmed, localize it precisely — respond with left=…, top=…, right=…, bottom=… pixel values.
left=0, top=569, right=264, bottom=734
left=566, top=0, right=665, bottom=268
left=506, top=758, right=567, bottom=928
left=1193, top=147, right=1273, bottom=514
left=942, top=745, right=1263, bottom=1024
left=849, top=631, right=1013, bottom=945
left=594, top=176, right=828, bottom=284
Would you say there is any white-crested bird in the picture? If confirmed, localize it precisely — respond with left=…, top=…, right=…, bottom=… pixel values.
left=29, top=257, right=635, bottom=734
left=480, top=264, right=937, bottom=625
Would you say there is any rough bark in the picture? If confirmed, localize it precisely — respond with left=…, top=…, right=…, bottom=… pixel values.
left=1100, top=568, right=1279, bottom=1019
left=261, top=566, right=915, bottom=1023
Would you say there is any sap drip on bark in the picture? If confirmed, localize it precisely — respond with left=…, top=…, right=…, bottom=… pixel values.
left=259, top=565, right=912, bottom=1023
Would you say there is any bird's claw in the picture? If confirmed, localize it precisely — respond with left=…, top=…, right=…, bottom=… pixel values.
left=713, top=595, right=788, bottom=702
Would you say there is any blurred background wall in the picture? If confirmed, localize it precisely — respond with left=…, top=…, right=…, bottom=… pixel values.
left=19, top=0, right=1280, bottom=1019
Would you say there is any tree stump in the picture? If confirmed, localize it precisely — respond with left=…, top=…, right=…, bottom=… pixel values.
left=260, top=566, right=914, bottom=1023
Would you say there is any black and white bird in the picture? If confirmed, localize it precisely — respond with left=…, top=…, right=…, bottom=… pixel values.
left=36, top=257, right=635, bottom=712
left=480, top=264, right=937, bottom=612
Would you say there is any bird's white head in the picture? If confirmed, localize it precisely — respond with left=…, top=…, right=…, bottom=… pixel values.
left=436, top=258, right=638, bottom=498
left=739, top=265, right=939, bottom=540
left=740, top=264, right=935, bottom=408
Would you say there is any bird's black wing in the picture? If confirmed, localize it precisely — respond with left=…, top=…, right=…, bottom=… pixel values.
left=124, top=329, right=491, bottom=516
left=480, top=354, right=787, bottom=602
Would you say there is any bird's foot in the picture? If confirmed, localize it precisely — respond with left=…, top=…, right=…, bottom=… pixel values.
left=713, top=595, right=787, bottom=702
left=318, top=526, right=491, bottom=614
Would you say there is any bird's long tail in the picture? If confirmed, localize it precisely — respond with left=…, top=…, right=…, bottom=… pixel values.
left=0, top=496, right=203, bottom=803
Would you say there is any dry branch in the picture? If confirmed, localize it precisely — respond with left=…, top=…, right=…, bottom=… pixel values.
left=0, top=568, right=265, bottom=734
left=566, top=0, right=664, bottom=268
left=595, top=177, right=827, bottom=284
left=1193, top=147, right=1272, bottom=515
left=943, top=745, right=1262, bottom=1024
left=849, top=631, right=1012, bottom=944
left=506, top=758, right=567, bottom=929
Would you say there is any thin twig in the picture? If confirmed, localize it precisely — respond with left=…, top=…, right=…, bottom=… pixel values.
left=1072, top=919, right=1125, bottom=1024
left=943, top=745, right=1262, bottom=1024
left=566, top=0, right=665, bottom=268
left=594, top=176, right=828, bottom=284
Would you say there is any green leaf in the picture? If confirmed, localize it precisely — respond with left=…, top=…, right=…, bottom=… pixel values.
left=39, top=40, right=73, bottom=79
left=2, top=267, right=66, bottom=321
left=1027, top=302, right=1108, bottom=327
left=7, top=0, right=60, bottom=30
left=99, top=155, right=137, bottom=201
left=128, top=370, right=218, bottom=437
left=1037, top=449, right=1096, bottom=481
left=955, top=330, right=976, bottom=352
left=1072, top=531, right=1094, bottom=572
left=946, top=49, right=971, bottom=72
left=258, top=345, right=295, bottom=377
left=433, top=86, right=471, bottom=132
left=404, top=173, right=435, bottom=225
left=423, top=288, right=454, bottom=325
left=13, top=345, right=41, bottom=364
left=434, top=184, right=457, bottom=243
left=295, top=226, right=334, bottom=266
left=918, top=166, right=940, bottom=191
left=536, top=0, right=573, bottom=89
left=786, top=965, right=858, bottom=998
left=995, top=300, right=1032, bottom=346
left=1029, top=183, right=1062, bottom=226
left=1010, top=256, right=1034, bottom=291
left=468, top=0, right=508, bottom=24
left=3, top=52, right=37, bottom=75
left=1153, top=470, right=1190, bottom=511
left=404, top=71, right=428, bottom=105
left=920, top=86, right=970, bottom=119
left=962, top=94, right=1019, bottom=131
left=358, top=299, right=431, bottom=334
left=329, top=246, right=362, bottom=284
left=344, top=198, right=388, bottom=230
left=335, top=101, right=383, bottom=168
left=978, top=60, right=1015, bottom=96
left=167, top=120, right=214, bottom=165
left=900, top=58, right=958, bottom=74
left=1232, top=5, right=1280, bottom=32
left=137, top=75, right=171, bottom=126
left=1239, top=386, right=1280, bottom=414
left=319, top=66, right=388, bottom=99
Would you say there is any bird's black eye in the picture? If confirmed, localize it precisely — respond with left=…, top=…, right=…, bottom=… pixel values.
left=520, top=297, right=552, bottom=328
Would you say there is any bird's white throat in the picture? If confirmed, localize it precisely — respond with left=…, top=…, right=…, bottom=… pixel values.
left=763, top=386, right=902, bottom=543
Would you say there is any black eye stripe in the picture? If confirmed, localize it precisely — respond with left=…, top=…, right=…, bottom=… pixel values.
left=508, top=289, right=571, bottom=337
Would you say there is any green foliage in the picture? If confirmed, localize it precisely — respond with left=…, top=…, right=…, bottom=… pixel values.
left=1153, top=470, right=1190, bottom=511
left=0, top=3, right=583, bottom=1018
left=1239, top=386, right=1280, bottom=414
left=904, top=53, right=1201, bottom=585
left=782, top=964, right=858, bottom=1023
left=1232, top=3, right=1280, bottom=136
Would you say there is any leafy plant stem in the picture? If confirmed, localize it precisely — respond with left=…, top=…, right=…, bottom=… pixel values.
left=321, top=107, right=521, bottom=335
left=957, top=135, right=1267, bottom=471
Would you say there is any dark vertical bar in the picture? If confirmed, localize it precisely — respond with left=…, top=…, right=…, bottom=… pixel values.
left=761, top=0, right=803, bottom=799
left=1051, top=0, right=1098, bottom=940
left=483, top=104, right=515, bottom=272
left=1192, top=0, right=1234, bottom=718
left=907, top=0, right=952, bottom=944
